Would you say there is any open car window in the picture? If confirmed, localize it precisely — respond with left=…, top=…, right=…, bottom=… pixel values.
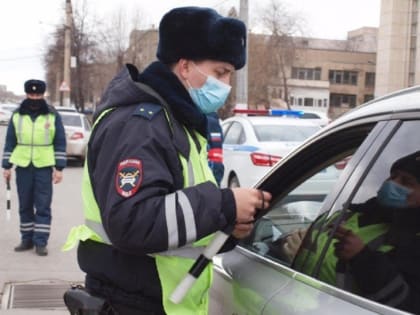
left=245, top=156, right=352, bottom=265
left=238, top=121, right=390, bottom=266
left=293, top=120, right=420, bottom=314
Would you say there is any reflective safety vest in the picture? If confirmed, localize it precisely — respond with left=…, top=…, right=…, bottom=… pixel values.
left=9, top=112, right=56, bottom=167
left=64, top=107, right=217, bottom=315
left=294, top=210, right=393, bottom=289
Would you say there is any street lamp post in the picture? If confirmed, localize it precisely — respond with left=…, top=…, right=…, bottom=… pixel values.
left=62, top=0, right=72, bottom=107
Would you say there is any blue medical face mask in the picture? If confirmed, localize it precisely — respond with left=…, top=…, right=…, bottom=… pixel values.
left=187, top=65, right=232, bottom=114
left=377, top=180, right=413, bottom=208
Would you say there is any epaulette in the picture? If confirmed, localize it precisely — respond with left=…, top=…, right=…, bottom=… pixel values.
left=133, top=103, right=163, bottom=120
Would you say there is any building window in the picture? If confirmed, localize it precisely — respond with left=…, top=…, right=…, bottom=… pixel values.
left=304, top=98, right=314, bottom=106
left=365, top=72, right=375, bottom=87
left=292, top=67, right=322, bottom=80
left=329, top=70, right=358, bottom=85
left=298, top=98, right=303, bottom=106
left=330, top=93, right=357, bottom=108
left=364, top=94, right=374, bottom=103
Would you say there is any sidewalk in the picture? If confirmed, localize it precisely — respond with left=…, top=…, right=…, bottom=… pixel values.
left=0, top=164, right=85, bottom=314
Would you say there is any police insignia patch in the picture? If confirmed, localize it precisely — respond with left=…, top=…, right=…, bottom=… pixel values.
left=115, top=159, right=143, bottom=197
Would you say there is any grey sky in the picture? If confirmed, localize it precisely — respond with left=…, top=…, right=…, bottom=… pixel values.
left=0, top=0, right=380, bottom=95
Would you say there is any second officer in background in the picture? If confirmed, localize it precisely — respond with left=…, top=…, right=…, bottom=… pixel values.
left=2, top=79, right=66, bottom=256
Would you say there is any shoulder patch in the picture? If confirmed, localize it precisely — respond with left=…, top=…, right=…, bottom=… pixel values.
left=133, top=103, right=163, bottom=120
left=115, top=158, right=143, bottom=198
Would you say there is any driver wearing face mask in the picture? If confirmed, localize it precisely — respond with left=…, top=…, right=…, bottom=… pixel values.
left=331, top=151, right=420, bottom=314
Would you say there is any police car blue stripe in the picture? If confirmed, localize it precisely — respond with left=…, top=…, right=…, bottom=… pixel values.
left=223, top=144, right=259, bottom=152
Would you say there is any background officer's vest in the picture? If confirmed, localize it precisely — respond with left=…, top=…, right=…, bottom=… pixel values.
left=9, top=113, right=56, bottom=167
left=294, top=210, right=393, bottom=287
left=64, top=107, right=217, bottom=315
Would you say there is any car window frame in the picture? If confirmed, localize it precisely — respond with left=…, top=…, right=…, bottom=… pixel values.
left=237, top=119, right=399, bottom=271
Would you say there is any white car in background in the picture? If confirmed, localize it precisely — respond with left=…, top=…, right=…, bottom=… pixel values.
left=221, top=110, right=322, bottom=189
left=299, top=109, right=331, bottom=127
left=59, top=111, right=91, bottom=162
left=0, top=103, right=18, bottom=125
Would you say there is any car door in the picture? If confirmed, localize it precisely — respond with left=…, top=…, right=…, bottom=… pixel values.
left=222, top=120, right=247, bottom=188
left=210, top=118, right=413, bottom=315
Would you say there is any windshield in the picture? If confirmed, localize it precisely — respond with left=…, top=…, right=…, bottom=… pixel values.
left=254, top=125, right=320, bottom=142
left=61, top=114, right=82, bottom=127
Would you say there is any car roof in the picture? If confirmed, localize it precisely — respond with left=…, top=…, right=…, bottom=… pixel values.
left=224, top=115, right=320, bottom=127
left=56, top=106, right=78, bottom=112
left=331, top=85, right=420, bottom=127
left=59, top=111, right=84, bottom=116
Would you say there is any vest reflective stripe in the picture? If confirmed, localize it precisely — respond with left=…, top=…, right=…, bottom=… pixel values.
left=166, top=193, right=179, bottom=248
left=85, top=219, right=112, bottom=245
left=9, top=113, right=56, bottom=167
left=158, top=245, right=206, bottom=260
left=177, top=190, right=197, bottom=244
left=164, top=190, right=197, bottom=248
left=188, top=159, right=195, bottom=186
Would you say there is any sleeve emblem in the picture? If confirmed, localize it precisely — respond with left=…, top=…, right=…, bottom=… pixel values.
left=115, top=159, right=143, bottom=197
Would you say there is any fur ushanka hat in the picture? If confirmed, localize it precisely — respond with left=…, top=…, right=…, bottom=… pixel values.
left=156, top=6, right=247, bottom=70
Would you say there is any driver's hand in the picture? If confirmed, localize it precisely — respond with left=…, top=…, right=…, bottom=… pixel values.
left=282, top=228, right=307, bottom=262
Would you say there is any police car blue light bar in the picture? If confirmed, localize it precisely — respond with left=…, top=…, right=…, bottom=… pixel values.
left=233, top=108, right=304, bottom=117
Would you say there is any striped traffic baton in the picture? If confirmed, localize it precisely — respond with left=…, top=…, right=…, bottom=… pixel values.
left=169, top=228, right=232, bottom=304
left=170, top=189, right=269, bottom=304
left=6, top=178, right=11, bottom=221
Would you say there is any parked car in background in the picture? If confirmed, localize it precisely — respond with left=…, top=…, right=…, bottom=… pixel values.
left=221, top=110, right=321, bottom=189
left=209, top=86, right=420, bottom=315
left=298, top=109, right=331, bottom=127
left=0, top=103, right=18, bottom=125
left=59, top=111, right=91, bottom=162
left=56, top=106, right=78, bottom=113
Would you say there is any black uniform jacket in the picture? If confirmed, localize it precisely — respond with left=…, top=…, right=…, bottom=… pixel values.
left=77, top=62, right=237, bottom=311
left=349, top=198, right=420, bottom=314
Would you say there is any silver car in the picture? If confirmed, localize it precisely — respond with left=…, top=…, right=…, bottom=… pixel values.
left=209, top=87, right=420, bottom=315
left=59, top=111, right=91, bottom=162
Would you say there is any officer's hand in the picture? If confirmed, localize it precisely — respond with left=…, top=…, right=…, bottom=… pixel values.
left=231, top=188, right=272, bottom=224
left=3, top=169, right=11, bottom=181
left=53, top=169, right=63, bottom=184
left=333, top=225, right=365, bottom=260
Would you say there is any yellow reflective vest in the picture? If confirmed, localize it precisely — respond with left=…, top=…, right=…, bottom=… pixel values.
left=64, top=107, right=217, bottom=315
left=9, top=112, right=56, bottom=167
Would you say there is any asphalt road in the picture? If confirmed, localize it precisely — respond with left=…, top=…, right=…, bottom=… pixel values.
left=0, top=124, right=85, bottom=313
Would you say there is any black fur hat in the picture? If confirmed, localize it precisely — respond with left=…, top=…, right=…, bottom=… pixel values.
left=24, top=79, right=46, bottom=94
left=391, top=151, right=420, bottom=183
left=157, top=6, right=247, bottom=70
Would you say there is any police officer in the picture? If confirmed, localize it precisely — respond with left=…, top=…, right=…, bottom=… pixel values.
left=63, top=6, right=271, bottom=315
left=2, top=79, right=66, bottom=256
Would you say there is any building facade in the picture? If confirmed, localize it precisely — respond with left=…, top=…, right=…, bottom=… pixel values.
left=127, top=27, right=377, bottom=119
left=376, top=0, right=420, bottom=97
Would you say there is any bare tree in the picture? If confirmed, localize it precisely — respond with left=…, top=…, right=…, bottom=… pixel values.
left=256, top=0, right=305, bottom=109
left=71, top=0, right=102, bottom=111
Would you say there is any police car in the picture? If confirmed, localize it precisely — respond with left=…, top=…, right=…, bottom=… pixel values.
left=209, top=87, right=420, bottom=315
left=220, top=109, right=322, bottom=189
